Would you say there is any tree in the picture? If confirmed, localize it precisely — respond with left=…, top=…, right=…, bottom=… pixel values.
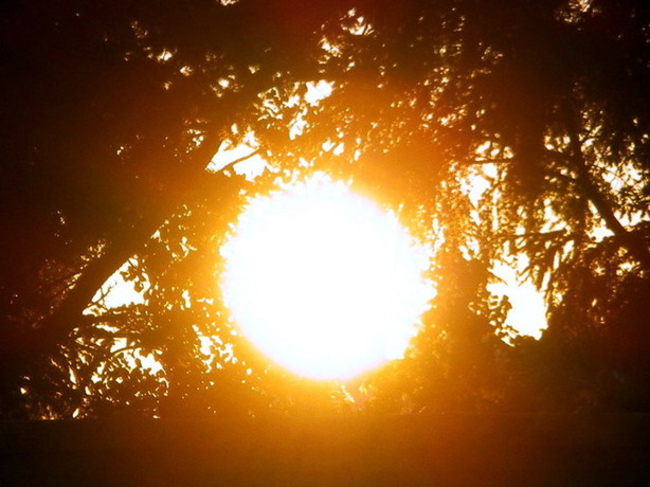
left=0, top=0, right=348, bottom=418
left=253, top=0, right=650, bottom=411
left=1, top=0, right=649, bottom=418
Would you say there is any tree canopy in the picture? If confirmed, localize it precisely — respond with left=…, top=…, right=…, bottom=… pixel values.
left=1, top=0, right=649, bottom=418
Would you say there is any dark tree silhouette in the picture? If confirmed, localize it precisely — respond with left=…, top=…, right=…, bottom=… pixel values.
left=0, top=0, right=341, bottom=418
left=1, top=0, right=649, bottom=418
left=258, top=0, right=650, bottom=413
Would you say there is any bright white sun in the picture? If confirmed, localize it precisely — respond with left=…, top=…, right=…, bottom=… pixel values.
left=220, top=174, right=432, bottom=380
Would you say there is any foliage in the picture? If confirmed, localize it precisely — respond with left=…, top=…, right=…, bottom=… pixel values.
left=259, top=0, right=650, bottom=413
left=1, top=0, right=649, bottom=418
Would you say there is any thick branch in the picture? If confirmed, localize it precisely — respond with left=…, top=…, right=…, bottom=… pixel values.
left=6, top=133, right=236, bottom=371
left=562, top=103, right=650, bottom=271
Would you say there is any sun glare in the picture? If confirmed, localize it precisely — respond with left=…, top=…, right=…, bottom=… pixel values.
left=221, top=174, right=432, bottom=380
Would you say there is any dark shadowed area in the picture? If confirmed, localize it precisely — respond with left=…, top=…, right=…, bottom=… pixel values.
left=1, top=414, right=649, bottom=486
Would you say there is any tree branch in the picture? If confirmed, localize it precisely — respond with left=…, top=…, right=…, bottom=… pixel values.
left=216, top=150, right=262, bottom=174
left=7, top=132, right=236, bottom=373
left=562, top=102, right=650, bottom=271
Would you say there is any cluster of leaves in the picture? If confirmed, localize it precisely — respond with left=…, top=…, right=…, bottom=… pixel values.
left=257, top=0, right=650, bottom=413
left=1, top=0, right=649, bottom=418
left=0, top=0, right=331, bottom=417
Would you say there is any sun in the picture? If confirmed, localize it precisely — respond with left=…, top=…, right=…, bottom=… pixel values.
left=220, top=174, right=432, bottom=380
